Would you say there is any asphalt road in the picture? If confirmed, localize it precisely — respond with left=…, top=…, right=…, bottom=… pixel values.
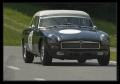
left=3, top=46, right=117, bottom=81
left=110, top=47, right=117, bottom=52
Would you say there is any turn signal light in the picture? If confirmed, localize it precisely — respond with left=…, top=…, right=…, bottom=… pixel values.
left=51, top=46, right=58, bottom=49
left=101, top=46, right=108, bottom=49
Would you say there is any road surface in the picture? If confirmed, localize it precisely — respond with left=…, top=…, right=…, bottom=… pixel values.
left=3, top=46, right=117, bottom=81
left=110, top=47, right=117, bottom=52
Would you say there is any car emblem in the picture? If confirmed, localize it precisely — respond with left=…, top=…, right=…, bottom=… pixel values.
left=79, top=40, right=83, bottom=44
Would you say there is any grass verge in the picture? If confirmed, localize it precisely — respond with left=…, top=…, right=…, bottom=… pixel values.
left=110, top=35, right=117, bottom=47
left=92, top=18, right=116, bottom=47
left=4, top=26, right=21, bottom=46
left=110, top=52, right=116, bottom=61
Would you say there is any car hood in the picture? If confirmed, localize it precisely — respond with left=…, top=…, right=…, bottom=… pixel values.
left=43, top=28, right=100, bottom=41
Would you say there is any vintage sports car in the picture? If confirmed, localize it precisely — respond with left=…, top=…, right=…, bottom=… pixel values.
left=21, top=10, right=110, bottom=66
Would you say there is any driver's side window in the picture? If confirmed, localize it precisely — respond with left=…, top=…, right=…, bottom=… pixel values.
left=30, top=18, right=35, bottom=27
left=30, top=16, right=39, bottom=28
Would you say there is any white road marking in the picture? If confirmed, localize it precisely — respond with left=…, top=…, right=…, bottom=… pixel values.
left=6, top=66, right=21, bottom=70
left=87, top=59, right=116, bottom=64
left=34, top=78, right=46, bottom=81
left=110, top=61, right=116, bottom=63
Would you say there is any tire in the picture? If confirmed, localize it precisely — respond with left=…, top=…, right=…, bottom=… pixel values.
left=97, top=50, right=110, bottom=66
left=40, top=41, right=52, bottom=66
left=22, top=41, right=34, bottom=63
left=77, top=59, right=86, bottom=63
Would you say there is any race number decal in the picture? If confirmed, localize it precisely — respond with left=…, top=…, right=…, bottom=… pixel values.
left=59, top=29, right=81, bottom=34
left=28, top=31, right=33, bottom=51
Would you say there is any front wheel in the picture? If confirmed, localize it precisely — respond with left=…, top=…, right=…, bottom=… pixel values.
left=40, top=41, right=52, bottom=66
left=22, top=41, right=34, bottom=63
left=97, top=50, right=110, bottom=66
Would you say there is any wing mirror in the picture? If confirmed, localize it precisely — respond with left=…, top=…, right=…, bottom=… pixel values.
left=31, top=24, right=35, bottom=28
left=93, top=25, right=97, bottom=30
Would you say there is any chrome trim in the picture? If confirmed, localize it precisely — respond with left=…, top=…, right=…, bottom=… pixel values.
left=56, top=51, right=64, bottom=55
left=61, top=41, right=100, bottom=49
left=61, top=41, right=80, bottom=43
left=41, top=16, right=89, bottom=18
left=55, top=25, right=80, bottom=28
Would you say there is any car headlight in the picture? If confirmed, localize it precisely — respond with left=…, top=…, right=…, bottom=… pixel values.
left=47, top=34, right=61, bottom=45
left=100, top=34, right=110, bottom=45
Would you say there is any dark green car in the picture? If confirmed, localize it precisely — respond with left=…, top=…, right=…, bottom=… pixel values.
left=21, top=10, right=110, bottom=66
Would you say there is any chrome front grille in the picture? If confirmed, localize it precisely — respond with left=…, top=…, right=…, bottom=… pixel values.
left=62, top=43, right=80, bottom=48
left=61, top=41, right=100, bottom=49
left=81, top=43, right=99, bottom=48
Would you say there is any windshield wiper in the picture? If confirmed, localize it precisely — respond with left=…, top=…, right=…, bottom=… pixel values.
left=64, top=23, right=73, bottom=25
left=64, top=23, right=79, bottom=26
left=81, top=26, right=88, bottom=28
left=45, top=25, right=57, bottom=28
left=63, top=23, right=81, bottom=28
left=64, top=23, right=89, bottom=28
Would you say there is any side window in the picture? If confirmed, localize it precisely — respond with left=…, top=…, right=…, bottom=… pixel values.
left=89, top=20, right=93, bottom=27
left=30, top=18, right=35, bottom=26
left=34, top=16, right=39, bottom=28
left=30, top=16, right=39, bottom=28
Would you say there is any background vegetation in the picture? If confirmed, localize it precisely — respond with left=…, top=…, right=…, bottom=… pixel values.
left=3, top=3, right=117, bottom=47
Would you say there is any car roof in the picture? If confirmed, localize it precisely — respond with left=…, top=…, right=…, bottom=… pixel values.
left=33, top=10, right=90, bottom=18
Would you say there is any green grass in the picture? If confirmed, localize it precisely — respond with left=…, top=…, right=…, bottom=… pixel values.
left=3, top=3, right=117, bottom=47
left=110, top=52, right=116, bottom=61
left=92, top=18, right=116, bottom=35
left=110, top=35, right=117, bottom=47
left=4, top=7, right=31, bottom=25
left=4, top=18, right=27, bottom=31
left=4, top=26, right=21, bottom=46
left=92, top=18, right=117, bottom=47
left=3, top=3, right=49, bottom=17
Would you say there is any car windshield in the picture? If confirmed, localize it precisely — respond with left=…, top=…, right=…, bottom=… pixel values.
left=39, top=16, right=93, bottom=28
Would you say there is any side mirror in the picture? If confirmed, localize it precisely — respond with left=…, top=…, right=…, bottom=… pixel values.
left=93, top=25, right=97, bottom=29
left=31, top=24, right=35, bottom=28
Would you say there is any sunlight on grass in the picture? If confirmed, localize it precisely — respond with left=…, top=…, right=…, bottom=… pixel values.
left=4, top=19, right=28, bottom=30
left=4, top=7, right=31, bottom=25
left=110, top=35, right=117, bottom=47
left=4, top=26, right=21, bottom=46
left=110, top=52, right=116, bottom=61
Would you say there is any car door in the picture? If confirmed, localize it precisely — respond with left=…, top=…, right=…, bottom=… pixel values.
left=27, top=17, right=38, bottom=53
left=31, top=16, right=40, bottom=54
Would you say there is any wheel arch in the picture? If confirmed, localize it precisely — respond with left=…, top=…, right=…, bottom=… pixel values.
left=38, top=38, right=43, bottom=52
left=21, top=38, right=24, bottom=45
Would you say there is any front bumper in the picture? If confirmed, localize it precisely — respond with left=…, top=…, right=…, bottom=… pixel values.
left=45, top=44, right=109, bottom=60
